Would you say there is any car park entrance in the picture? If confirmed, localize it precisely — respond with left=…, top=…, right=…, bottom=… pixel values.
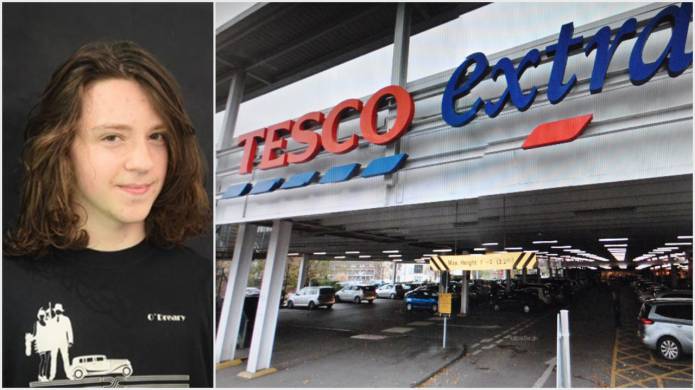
left=214, top=2, right=693, bottom=387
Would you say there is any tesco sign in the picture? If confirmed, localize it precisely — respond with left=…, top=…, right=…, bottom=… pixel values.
left=237, top=3, right=691, bottom=175
left=237, top=85, right=414, bottom=174
left=442, top=2, right=692, bottom=127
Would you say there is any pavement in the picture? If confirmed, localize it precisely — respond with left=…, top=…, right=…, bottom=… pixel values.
left=216, top=282, right=692, bottom=388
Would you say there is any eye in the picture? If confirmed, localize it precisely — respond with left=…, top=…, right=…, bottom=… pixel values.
left=149, top=132, right=167, bottom=143
left=101, top=134, right=122, bottom=143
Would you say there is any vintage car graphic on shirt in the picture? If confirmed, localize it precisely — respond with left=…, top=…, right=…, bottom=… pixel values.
left=69, top=355, right=133, bottom=379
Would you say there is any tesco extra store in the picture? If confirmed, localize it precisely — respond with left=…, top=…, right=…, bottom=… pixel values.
left=213, top=2, right=693, bottom=375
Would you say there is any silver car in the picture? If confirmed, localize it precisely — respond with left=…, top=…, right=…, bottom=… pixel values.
left=336, top=284, right=376, bottom=304
left=286, top=286, right=335, bottom=310
left=638, top=298, right=692, bottom=360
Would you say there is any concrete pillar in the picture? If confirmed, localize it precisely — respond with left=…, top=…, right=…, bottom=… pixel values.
left=460, top=271, right=469, bottom=317
left=244, top=220, right=292, bottom=375
left=522, top=268, right=527, bottom=283
left=392, top=262, right=398, bottom=284
left=505, top=270, right=511, bottom=292
left=669, top=255, right=678, bottom=288
left=220, top=71, right=246, bottom=150
left=215, top=223, right=258, bottom=364
left=296, top=255, right=309, bottom=290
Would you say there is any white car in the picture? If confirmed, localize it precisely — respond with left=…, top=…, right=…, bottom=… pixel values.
left=70, top=355, right=133, bottom=379
left=335, top=285, right=376, bottom=304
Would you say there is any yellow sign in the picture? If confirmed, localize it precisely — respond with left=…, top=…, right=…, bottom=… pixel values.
left=438, top=293, right=452, bottom=315
left=429, top=252, right=537, bottom=272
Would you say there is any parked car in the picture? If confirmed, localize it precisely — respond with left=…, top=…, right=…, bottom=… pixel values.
left=653, top=290, right=693, bottom=299
left=336, top=284, right=377, bottom=303
left=517, top=284, right=554, bottom=305
left=287, top=286, right=335, bottom=309
left=405, top=288, right=439, bottom=312
left=70, top=355, right=132, bottom=379
left=638, top=298, right=693, bottom=360
left=638, top=284, right=670, bottom=303
left=492, top=290, right=544, bottom=313
left=376, top=283, right=405, bottom=299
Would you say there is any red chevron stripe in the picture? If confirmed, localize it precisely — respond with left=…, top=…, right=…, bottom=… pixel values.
left=522, top=114, right=593, bottom=149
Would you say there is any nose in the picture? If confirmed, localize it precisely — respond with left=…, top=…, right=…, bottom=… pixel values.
left=124, top=138, right=154, bottom=173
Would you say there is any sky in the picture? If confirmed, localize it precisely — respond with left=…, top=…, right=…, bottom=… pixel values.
left=214, top=2, right=647, bottom=149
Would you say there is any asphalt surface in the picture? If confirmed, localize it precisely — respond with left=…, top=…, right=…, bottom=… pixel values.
left=216, top=283, right=690, bottom=388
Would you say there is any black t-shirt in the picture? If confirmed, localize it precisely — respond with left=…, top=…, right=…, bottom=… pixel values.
left=2, top=240, right=213, bottom=387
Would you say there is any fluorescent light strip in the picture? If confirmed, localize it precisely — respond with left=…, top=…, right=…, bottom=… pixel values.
left=665, top=242, right=692, bottom=246
left=598, top=238, right=628, bottom=242
left=482, top=242, right=498, bottom=246
left=474, top=248, right=486, bottom=251
left=334, top=256, right=346, bottom=259
left=345, top=251, right=360, bottom=254
left=552, top=246, right=571, bottom=249
left=604, top=244, right=627, bottom=247
left=677, top=235, right=692, bottom=239
left=533, top=240, right=558, bottom=244
left=388, top=254, right=402, bottom=258
left=382, top=250, right=399, bottom=254
left=433, top=249, right=453, bottom=253
left=313, top=252, right=326, bottom=255
left=287, top=253, right=299, bottom=256
left=505, top=247, right=522, bottom=251
left=359, top=255, right=371, bottom=259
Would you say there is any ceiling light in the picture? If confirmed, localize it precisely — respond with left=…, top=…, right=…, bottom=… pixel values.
left=334, top=256, right=346, bottom=259
left=382, top=250, right=400, bottom=254
left=598, top=238, right=628, bottom=242
left=433, top=249, right=453, bottom=253
left=313, top=252, right=326, bottom=255
left=474, top=248, right=486, bottom=252
left=665, top=242, right=692, bottom=246
left=388, top=254, right=402, bottom=258
left=552, top=246, right=571, bottom=249
left=482, top=242, right=498, bottom=246
left=287, top=253, right=299, bottom=256
left=345, top=251, right=360, bottom=254
left=677, top=235, right=692, bottom=239
left=604, top=244, right=627, bottom=247
left=359, top=255, right=371, bottom=259
left=505, top=247, right=522, bottom=251
left=423, top=254, right=436, bottom=257
left=533, top=240, right=558, bottom=244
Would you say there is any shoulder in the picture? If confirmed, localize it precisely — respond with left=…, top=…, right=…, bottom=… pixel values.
left=149, top=245, right=212, bottom=280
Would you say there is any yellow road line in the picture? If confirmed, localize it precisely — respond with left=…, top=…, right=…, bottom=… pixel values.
left=611, top=328, right=619, bottom=387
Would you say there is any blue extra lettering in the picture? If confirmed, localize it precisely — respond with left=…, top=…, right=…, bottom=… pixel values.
left=584, top=18, right=637, bottom=93
left=441, top=52, right=489, bottom=127
left=545, top=23, right=584, bottom=104
left=629, top=2, right=693, bottom=85
left=485, top=49, right=541, bottom=117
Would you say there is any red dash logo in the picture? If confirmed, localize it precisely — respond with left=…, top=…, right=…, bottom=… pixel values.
left=522, top=114, right=593, bottom=149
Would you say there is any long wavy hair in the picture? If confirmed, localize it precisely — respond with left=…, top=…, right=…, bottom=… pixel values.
left=4, top=41, right=210, bottom=257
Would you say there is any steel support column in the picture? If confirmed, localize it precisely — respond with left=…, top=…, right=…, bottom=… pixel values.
left=296, top=255, right=309, bottom=290
left=215, top=223, right=258, bottom=364
left=392, top=262, right=398, bottom=284
left=505, top=270, right=511, bottom=292
left=245, top=220, right=292, bottom=374
left=220, top=71, right=246, bottom=149
left=460, top=271, right=469, bottom=316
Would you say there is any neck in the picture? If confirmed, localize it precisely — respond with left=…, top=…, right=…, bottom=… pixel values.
left=83, top=220, right=146, bottom=251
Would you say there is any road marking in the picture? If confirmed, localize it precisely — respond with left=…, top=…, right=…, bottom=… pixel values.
left=447, top=324, right=501, bottom=329
left=382, top=326, right=414, bottom=334
left=481, top=338, right=493, bottom=343
left=407, top=321, right=435, bottom=326
left=351, top=334, right=388, bottom=340
left=482, top=344, right=496, bottom=350
left=470, top=343, right=480, bottom=349
left=286, top=324, right=356, bottom=333
left=532, top=357, right=556, bottom=388
left=471, top=350, right=482, bottom=356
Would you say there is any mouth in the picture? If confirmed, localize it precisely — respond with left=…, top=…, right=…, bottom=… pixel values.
left=118, top=183, right=152, bottom=195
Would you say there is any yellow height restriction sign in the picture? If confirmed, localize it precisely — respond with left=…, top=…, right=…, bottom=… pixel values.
left=439, top=293, right=452, bottom=315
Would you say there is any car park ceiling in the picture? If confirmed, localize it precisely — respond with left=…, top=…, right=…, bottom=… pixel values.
left=216, top=2, right=487, bottom=111
left=224, top=175, right=692, bottom=268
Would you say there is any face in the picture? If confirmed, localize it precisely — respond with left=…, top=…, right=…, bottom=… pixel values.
left=70, top=78, right=168, bottom=233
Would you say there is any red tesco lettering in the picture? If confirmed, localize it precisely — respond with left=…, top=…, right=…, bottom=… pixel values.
left=236, top=85, right=414, bottom=174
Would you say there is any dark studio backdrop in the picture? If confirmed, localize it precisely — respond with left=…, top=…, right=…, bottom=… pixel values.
left=2, top=3, right=214, bottom=260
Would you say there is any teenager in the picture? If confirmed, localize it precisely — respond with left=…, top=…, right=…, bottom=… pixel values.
left=3, top=41, right=212, bottom=387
